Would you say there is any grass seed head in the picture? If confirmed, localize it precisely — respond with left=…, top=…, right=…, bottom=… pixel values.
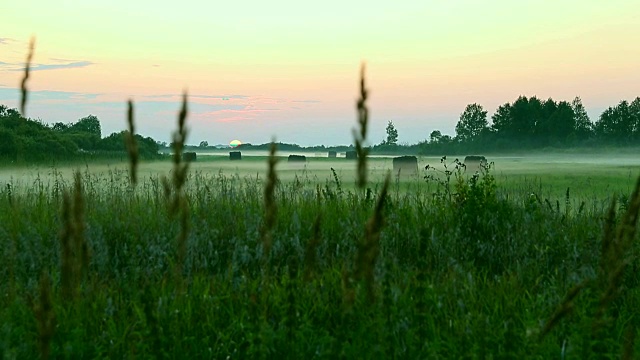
left=261, top=141, right=278, bottom=261
left=125, top=100, right=139, bottom=186
left=354, top=63, right=370, bottom=189
left=20, top=36, right=35, bottom=117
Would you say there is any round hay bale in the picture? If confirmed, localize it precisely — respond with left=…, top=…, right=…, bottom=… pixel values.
left=229, top=151, right=242, bottom=160
left=392, top=155, right=418, bottom=175
left=183, top=152, right=197, bottom=162
left=328, top=151, right=337, bottom=158
left=345, top=150, right=358, bottom=160
left=464, top=155, right=487, bottom=173
left=288, top=154, right=307, bottom=163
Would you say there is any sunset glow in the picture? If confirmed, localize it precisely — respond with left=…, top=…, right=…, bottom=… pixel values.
left=2, top=0, right=639, bottom=146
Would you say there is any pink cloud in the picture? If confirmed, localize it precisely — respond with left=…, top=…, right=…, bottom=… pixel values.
left=194, top=108, right=278, bottom=123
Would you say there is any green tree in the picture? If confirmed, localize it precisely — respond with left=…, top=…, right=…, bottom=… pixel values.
left=595, top=100, right=634, bottom=142
left=0, top=105, right=21, bottom=120
left=490, top=103, right=512, bottom=135
left=69, top=115, right=102, bottom=149
left=199, top=140, right=209, bottom=148
left=384, top=120, right=398, bottom=145
left=98, top=131, right=159, bottom=158
left=548, top=101, right=575, bottom=143
left=455, top=103, right=488, bottom=142
left=429, top=130, right=442, bottom=144
left=52, top=122, right=70, bottom=132
left=0, top=128, right=18, bottom=160
left=71, top=115, right=102, bottom=137
left=512, top=96, right=541, bottom=139
left=535, top=98, right=558, bottom=141
left=571, top=96, right=593, bottom=139
left=630, top=97, right=640, bottom=139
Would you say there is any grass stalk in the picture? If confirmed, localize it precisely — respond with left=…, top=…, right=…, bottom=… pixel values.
left=355, top=172, right=391, bottom=303
left=261, top=141, right=278, bottom=263
left=20, top=37, right=35, bottom=117
left=125, top=100, right=139, bottom=186
left=354, top=63, right=370, bottom=189
left=167, top=91, right=190, bottom=282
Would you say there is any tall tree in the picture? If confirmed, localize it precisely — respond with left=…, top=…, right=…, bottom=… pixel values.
left=455, top=103, right=488, bottom=142
left=429, top=130, right=442, bottom=144
left=490, top=103, right=512, bottom=135
left=548, top=101, right=575, bottom=142
left=384, top=120, right=398, bottom=145
left=535, top=98, right=558, bottom=141
left=71, top=115, right=102, bottom=138
left=630, top=97, right=640, bottom=139
left=595, top=100, right=633, bottom=141
left=67, top=115, right=102, bottom=150
left=510, top=96, right=541, bottom=139
left=571, top=96, right=592, bottom=139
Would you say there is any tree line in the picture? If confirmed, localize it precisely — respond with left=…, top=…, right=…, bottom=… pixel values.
left=3, top=93, right=639, bottom=163
left=0, top=105, right=160, bottom=162
left=419, top=96, right=640, bottom=153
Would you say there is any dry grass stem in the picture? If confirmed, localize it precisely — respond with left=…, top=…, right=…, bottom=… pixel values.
left=20, top=37, right=35, bottom=117
left=59, top=171, right=89, bottom=301
left=171, top=91, right=189, bottom=197
left=261, top=141, right=278, bottom=261
left=354, top=63, right=370, bottom=189
left=164, top=91, right=191, bottom=282
left=125, top=100, right=139, bottom=186
left=355, top=172, right=391, bottom=303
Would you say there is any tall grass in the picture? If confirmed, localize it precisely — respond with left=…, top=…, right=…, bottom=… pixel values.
left=0, top=43, right=638, bottom=358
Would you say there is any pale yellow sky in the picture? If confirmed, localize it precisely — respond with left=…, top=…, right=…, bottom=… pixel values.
left=1, top=0, right=639, bottom=145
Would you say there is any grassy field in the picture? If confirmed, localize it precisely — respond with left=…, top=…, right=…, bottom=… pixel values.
left=0, top=150, right=639, bottom=358
left=3, top=151, right=638, bottom=201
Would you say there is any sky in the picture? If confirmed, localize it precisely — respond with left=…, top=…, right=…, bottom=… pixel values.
left=2, top=0, right=640, bottom=146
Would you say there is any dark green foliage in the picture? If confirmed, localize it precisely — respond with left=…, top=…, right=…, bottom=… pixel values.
left=98, top=131, right=160, bottom=158
left=594, top=98, right=640, bottom=143
left=382, top=120, right=398, bottom=146
left=0, top=166, right=638, bottom=358
left=455, top=103, right=488, bottom=143
left=422, top=95, right=640, bottom=155
left=0, top=105, right=160, bottom=163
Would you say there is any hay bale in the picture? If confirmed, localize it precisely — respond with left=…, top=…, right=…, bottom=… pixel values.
left=392, top=155, right=418, bottom=175
left=345, top=150, right=358, bottom=160
left=328, top=151, right=337, bottom=158
left=183, top=152, right=197, bottom=162
left=464, top=155, right=487, bottom=172
left=288, top=154, right=306, bottom=163
left=229, top=151, right=242, bottom=160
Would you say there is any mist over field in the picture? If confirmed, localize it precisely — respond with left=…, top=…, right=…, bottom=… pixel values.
left=3, top=0, right=640, bottom=357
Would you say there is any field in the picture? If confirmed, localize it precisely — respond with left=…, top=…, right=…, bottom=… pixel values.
left=1, top=151, right=639, bottom=358
left=3, top=151, right=639, bottom=200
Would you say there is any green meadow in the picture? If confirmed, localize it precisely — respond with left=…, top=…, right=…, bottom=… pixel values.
left=3, top=151, right=638, bottom=201
left=1, top=150, right=639, bottom=358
